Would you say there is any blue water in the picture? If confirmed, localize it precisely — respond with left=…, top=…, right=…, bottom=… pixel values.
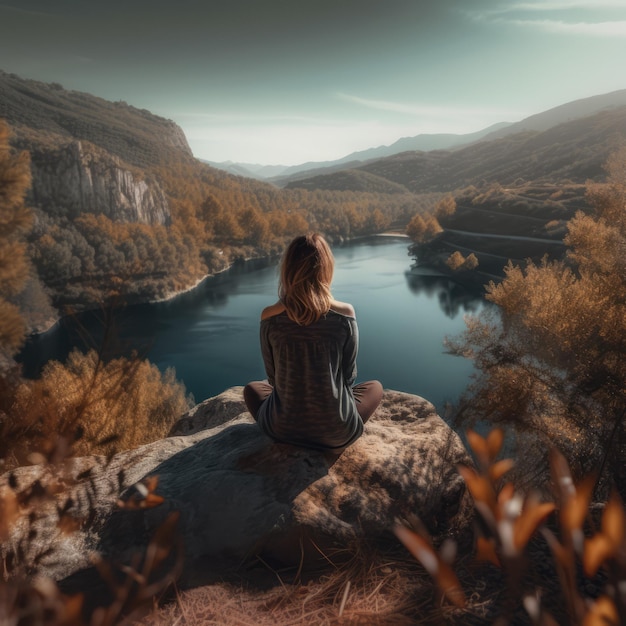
left=20, top=237, right=485, bottom=413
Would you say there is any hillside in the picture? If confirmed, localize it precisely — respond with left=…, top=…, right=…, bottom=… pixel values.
left=285, top=106, right=626, bottom=195
left=0, top=70, right=425, bottom=323
left=0, top=70, right=192, bottom=168
left=273, top=89, right=626, bottom=187
left=282, top=104, right=626, bottom=284
left=481, top=88, right=626, bottom=141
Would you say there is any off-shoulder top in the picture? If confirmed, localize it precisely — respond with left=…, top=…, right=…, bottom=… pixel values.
left=254, top=309, right=363, bottom=450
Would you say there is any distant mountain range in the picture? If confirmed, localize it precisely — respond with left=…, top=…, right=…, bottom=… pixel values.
left=207, top=88, right=626, bottom=183
left=283, top=105, right=626, bottom=194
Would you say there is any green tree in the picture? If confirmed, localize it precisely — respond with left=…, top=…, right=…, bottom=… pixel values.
left=452, top=148, right=626, bottom=496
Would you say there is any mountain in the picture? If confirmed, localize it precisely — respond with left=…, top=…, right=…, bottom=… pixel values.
left=282, top=105, right=626, bottom=194
left=0, top=70, right=192, bottom=168
left=1, top=69, right=422, bottom=320
left=209, top=90, right=626, bottom=184
left=0, top=69, right=197, bottom=225
left=207, top=123, right=513, bottom=182
left=330, top=122, right=512, bottom=163
left=480, top=88, right=626, bottom=141
left=275, top=89, right=626, bottom=189
left=202, top=160, right=289, bottom=179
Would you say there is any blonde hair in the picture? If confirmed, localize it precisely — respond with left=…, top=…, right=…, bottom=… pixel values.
left=279, top=233, right=334, bottom=325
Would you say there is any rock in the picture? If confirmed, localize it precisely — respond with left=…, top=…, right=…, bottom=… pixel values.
left=0, top=388, right=474, bottom=588
left=27, top=140, right=171, bottom=225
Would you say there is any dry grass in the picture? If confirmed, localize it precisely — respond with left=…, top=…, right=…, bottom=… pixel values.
left=134, top=547, right=498, bottom=626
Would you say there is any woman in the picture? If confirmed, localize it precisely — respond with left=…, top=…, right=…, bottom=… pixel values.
left=244, top=233, right=383, bottom=452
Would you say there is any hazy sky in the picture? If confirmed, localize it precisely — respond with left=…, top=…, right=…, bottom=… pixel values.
left=1, top=0, right=625, bottom=165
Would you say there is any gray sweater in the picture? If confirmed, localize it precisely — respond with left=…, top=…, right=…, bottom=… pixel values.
left=255, top=310, right=363, bottom=450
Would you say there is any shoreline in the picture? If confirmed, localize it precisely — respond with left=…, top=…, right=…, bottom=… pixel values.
left=28, top=233, right=409, bottom=337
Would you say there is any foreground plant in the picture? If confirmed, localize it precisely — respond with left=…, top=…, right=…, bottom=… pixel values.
left=394, top=429, right=626, bottom=625
left=1, top=469, right=180, bottom=626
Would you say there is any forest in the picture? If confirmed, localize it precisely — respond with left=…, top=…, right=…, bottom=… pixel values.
left=21, top=136, right=440, bottom=315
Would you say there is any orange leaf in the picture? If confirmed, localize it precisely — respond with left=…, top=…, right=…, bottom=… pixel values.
left=561, top=475, right=595, bottom=537
left=497, top=482, right=515, bottom=506
left=582, top=595, right=618, bottom=626
left=490, top=459, right=515, bottom=483
left=476, top=536, right=500, bottom=567
left=601, top=492, right=624, bottom=548
left=584, top=534, right=614, bottom=578
left=514, top=502, right=556, bottom=551
left=486, top=429, right=504, bottom=460
left=0, top=487, right=19, bottom=542
left=466, top=430, right=489, bottom=466
left=394, top=524, right=437, bottom=568
left=458, top=465, right=497, bottom=511
left=393, top=524, right=466, bottom=609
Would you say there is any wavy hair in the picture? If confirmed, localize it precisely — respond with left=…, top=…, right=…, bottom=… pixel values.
left=279, top=233, right=334, bottom=325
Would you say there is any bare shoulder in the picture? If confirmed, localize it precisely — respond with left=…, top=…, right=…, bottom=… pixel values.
left=261, top=301, right=286, bottom=320
left=330, top=299, right=356, bottom=318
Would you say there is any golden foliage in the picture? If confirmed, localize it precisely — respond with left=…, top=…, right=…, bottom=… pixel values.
left=2, top=349, right=192, bottom=465
left=0, top=120, right=32, bottom=355
left=446, top=251, right=479, bottom=272
left=406, top=212, right=442, bottom=243
left=440, top=433, right=625, bottom=624
left=453, top=147, right=626, bottom=495
left=434, top=194, right=456, bottom=219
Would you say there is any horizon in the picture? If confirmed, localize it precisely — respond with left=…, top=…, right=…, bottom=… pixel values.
left=1, top=0, right=626, bottom=166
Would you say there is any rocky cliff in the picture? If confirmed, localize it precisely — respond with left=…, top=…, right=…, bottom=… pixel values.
left=0, top=388, right=474, bottom=593
left=28, top=140, right=170, bottom=225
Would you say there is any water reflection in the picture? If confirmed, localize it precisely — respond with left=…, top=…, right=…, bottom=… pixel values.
left=404, top=265, right=486, bottom=319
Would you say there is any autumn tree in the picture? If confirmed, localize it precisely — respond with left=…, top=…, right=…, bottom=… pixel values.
left=406, top=212, right=442, bottom=243
left=434, top=194, right=456, bottom=219
left=446, top=251, right=479, bottom=271
left=452, top=147, right=626, bottom=496
left=0, top=120, right=32, bottom=357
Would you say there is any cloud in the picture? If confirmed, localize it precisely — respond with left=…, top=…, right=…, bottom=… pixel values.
left=494, top=1, right=626, bottom=11
left=0, top=3, right=56, bottom=18
left=503, top=18, right=626, bottom=36
left=467, top=1, right=626, bottom=37
left=335, top=93, right=522, bottom=120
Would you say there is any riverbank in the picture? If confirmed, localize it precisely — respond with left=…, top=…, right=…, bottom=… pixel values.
left=27, top=233, right=410, bottom=339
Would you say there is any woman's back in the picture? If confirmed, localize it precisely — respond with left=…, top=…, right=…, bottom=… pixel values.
left=256, top=309, right=362, bottom=449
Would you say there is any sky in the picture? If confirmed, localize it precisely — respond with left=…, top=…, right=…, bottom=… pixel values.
left=1, top=0, right=626, bottom=166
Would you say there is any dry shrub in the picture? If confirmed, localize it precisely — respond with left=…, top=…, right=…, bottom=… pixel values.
left=1, top=349, right=193, bottom=467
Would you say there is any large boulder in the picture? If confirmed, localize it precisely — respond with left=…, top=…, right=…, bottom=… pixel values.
left=1, top=387, right=474, bottom=587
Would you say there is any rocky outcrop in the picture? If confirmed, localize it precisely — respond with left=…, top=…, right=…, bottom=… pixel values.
left=27, top=141, right=170, bottom=225
left=1, top=388, right=474, bottom=588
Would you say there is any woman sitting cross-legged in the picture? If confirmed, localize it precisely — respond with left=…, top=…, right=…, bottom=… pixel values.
left=244, top=233, right=383, bottom=453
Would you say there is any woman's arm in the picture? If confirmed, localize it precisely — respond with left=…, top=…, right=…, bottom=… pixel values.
left=342, top=318, right=359, bottom=386
left=260, top=319, right=275, bottom=386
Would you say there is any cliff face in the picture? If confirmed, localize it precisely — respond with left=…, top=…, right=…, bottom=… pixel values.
left=28, top=141, right=170, bottom=225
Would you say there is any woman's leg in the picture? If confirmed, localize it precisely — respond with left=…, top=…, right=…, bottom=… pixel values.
left=243, top=380, right=273, bottom=420
left=352, top=380, right=383, bottom=423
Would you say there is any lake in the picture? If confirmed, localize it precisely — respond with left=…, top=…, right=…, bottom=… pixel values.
left=19, top=237, right=486, bottom=414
